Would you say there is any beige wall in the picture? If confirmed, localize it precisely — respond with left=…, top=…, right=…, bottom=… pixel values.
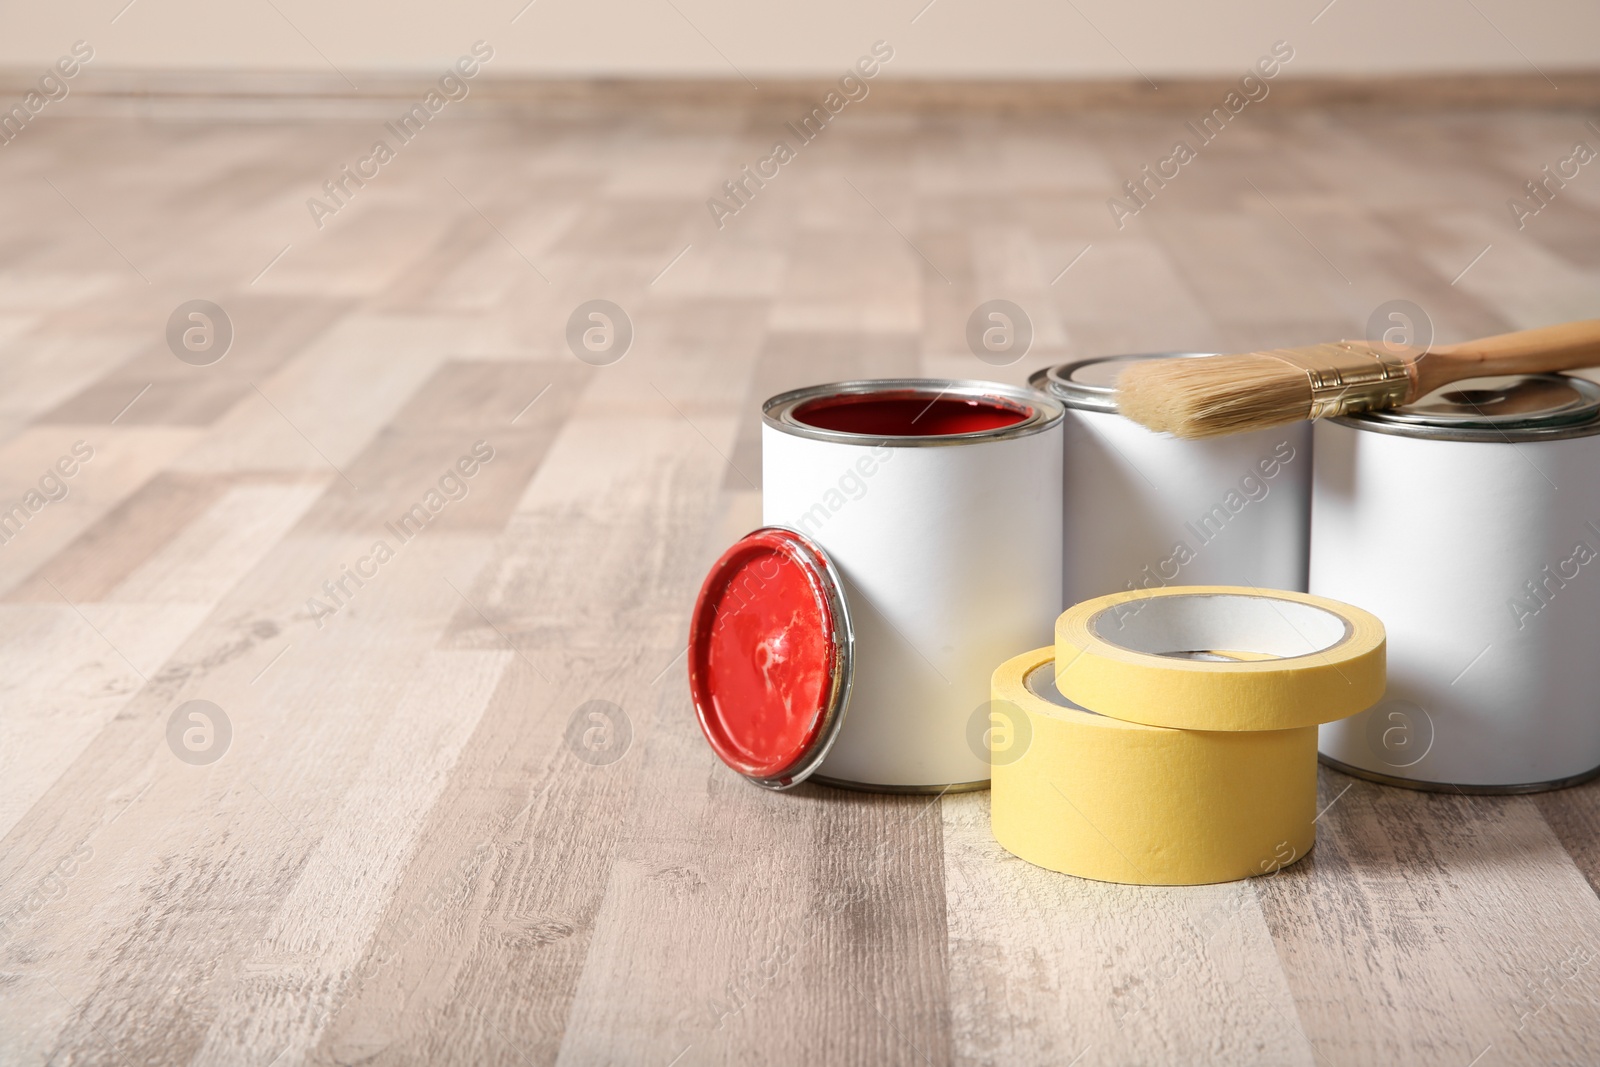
left=3, top=0, right=1598, bottom=77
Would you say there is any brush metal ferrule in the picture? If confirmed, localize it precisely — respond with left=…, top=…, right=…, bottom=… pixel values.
left=1273, top=343, right=1413, bottom=420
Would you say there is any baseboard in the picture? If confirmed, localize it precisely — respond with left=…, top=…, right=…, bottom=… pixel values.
left=2, top=69, right=1598, bottom=119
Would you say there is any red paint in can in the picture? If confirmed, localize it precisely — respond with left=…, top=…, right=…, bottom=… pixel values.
left=792, top=392, right=1030, bottom=438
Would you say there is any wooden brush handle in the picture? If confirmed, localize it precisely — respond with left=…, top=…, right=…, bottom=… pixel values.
left=1411, top=319, right=1600, bottom=395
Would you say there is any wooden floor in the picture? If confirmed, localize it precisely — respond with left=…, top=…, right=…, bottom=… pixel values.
left=3, top=96, right=1600, bottom=1067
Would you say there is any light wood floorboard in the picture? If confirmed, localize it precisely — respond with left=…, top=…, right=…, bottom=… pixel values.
left=1, top=101, right=1599, bottom=1066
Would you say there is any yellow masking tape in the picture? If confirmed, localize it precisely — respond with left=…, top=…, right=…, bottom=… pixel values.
left=990, top=647, right=1317, bottom=885
left=1055, top=585, right=1386, bottom=732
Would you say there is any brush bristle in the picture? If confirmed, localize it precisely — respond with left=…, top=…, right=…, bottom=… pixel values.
left=1115, top=349, right=1334, bottom=438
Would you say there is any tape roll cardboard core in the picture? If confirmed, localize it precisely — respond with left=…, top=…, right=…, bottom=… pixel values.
left=1091, top=593, right=1350, bottom=659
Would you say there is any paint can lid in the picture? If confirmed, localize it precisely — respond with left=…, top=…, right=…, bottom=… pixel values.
left=688, top=526, right=854, bottom=790
left=1334, top=373, right=1600, bottom=441
left=1030, top=353, right=1219, bottom=415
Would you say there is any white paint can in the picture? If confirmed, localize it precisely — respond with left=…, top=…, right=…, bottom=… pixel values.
left=750, top=379, right=1065, bottom=791
left=1031, top=355, right=1312, bottom=607
left=1313, top=373, right=1600, bottom=792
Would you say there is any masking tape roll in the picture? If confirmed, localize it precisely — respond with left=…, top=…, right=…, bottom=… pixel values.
left=1055, top=585, right=1386, bottom=732
left=990, top=646, right=1317, bottom=885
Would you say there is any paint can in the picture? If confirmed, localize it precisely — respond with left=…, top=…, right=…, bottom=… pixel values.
left=688, top=379, right=1064, bottom=792
left=1030, top=354, right=1312, bottom=608
left=1312, top=373, right=1600, bottom=792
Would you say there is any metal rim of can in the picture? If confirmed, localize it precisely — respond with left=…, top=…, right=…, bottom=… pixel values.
left=808, top=774, right=991, bottom=794
left=1318, top=753, right=1600, bottom=795
left=687, top=525, right=855, bottom=791
left=1330, top=373, right=1600, bottom=443
left=762, top=378, right=1064, bottom=447
left=1029, top=353, right=1220, bottom=415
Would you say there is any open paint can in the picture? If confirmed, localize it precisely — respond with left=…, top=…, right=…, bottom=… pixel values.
left=689, top=379, right=1064, bottom=792
left=1313, top=373, right=1600, bottom=792
left=1031, top=354, right=1312, bottom=608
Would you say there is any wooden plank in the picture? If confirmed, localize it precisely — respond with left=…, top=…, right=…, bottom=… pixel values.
left=0, top=533, right=500, bottom=1065
left=7, top=472, right=233, bottom=603
left=110, top=482, right=326, bottom=603
left=292, top=358, right=589, bottom=537
left=308, top=645, right=651, bottom=1066
left=249, top=203, right=460, bottom=299
left=1258, top=768, right=1600, bottom=1066
left=550, top=197, right=700, bottom=257
left=553, top=486, right=951, bottom=1067
left=0, top=426, right=201, bottom=598
left=769, top=227, right=924, bottom=334
left=558, top=736, right=953, bottom=1067
left=1533, top=779, right=1600, bottom=896
left=191, top=649, right=510, bottom=1064
left=942, top=790, right=1315, bottom=1066
left=1412, top=210, right=1600, bottom=328
left=0, top=344, right=525, bottom=1059
left=311, top=403, right=746, bottom=1062
left=1044, top=236, right=1224, bottom=355
left=164, top=314, right=495, bottom=476
left=0, top=478, right=324, bottom=844
left=36, top=294, right=351, bottom=427
left=0, top=602, right=210, bottom=841
left=0, top=332, right=142, bottom=445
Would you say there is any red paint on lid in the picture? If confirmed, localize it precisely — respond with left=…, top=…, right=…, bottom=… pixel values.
left=792, top=392, right=1030, bottom=437
left=688, top=528, right=850, bottom=784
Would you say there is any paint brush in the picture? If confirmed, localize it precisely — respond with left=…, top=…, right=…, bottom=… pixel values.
left=1115, top=319, right=1600, bottom=438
